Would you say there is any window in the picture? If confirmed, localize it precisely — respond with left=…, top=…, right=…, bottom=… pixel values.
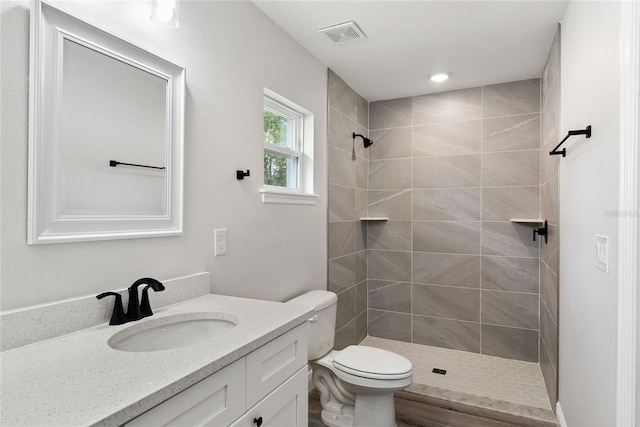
left=261, top=90, right=318, bottom=205
left=263, top=96, right=302, bottom=189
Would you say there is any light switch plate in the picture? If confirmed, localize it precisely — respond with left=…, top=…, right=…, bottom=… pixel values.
left=595, top=235, right=609, bottom=273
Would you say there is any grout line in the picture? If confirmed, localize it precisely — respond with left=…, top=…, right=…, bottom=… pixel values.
left=368, top=184, right=541, bottom=191
left=369, top=310, right=541, bottom=333
left=409, top=281, right=539, bottom=295
left=480, top=85, right=484, bottom=354
left=367, top=248, right=539, bottom=259
left=410, top=95, right=415, bottom=345
left=369, top=111, right=540, bottom=132
left=365, top=98, right=371, bottom=340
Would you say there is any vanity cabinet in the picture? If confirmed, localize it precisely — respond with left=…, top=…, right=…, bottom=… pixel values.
left=230, top=367, right=308, bottom=427
left=125, top=324, right=308, bottom=427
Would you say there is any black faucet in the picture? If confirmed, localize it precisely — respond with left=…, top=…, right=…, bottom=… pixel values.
left=96, top=278, right=165, bottom=325
left=126, top=278, right=165, bottom=322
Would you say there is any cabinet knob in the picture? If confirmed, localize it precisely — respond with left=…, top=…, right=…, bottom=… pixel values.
left=253, top=416, right=263, bottom=427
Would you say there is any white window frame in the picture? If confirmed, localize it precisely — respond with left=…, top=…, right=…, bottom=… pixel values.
left=263, top=96, right=303, bottom=189
left=261, top=89, right=318, bottom=205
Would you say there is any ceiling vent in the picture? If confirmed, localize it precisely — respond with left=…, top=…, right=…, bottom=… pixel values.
left=318, top=21, right=366, bottom=44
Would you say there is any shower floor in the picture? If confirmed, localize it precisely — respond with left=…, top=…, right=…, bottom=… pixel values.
left=359, top=336, right=557, bottom=426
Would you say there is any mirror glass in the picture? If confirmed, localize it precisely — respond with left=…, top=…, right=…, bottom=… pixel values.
left=29, top=1, right=185, bottom=244
left=60, top=39, right=167, bottom=216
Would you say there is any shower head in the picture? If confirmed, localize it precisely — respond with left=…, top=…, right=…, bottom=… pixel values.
left=353, top=132, right=373, bottom=148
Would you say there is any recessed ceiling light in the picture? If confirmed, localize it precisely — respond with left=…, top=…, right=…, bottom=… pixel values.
left=429, top=72, right=450, bottom=82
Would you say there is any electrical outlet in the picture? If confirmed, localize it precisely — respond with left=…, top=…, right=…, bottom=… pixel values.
left=595, top=235, right=608, bottom=273
left=215, top=228, right=227, bottom=256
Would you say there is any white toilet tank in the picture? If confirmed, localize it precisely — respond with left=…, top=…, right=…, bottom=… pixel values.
left=287, top=290, right=337, bottom=360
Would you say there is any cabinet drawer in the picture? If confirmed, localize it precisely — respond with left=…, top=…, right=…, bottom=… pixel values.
left=230, top=366, right=308, bottom=427
left=246, top=324, right=307, bottom=408
left=126, top=358, right=245, bottom=427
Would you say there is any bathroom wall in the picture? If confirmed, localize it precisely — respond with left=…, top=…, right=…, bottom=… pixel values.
left=327, top=70, right=369, bottom=349
left=0, top=1, right=327, bottom=311
left=367, top=80, right=542, bottom=362
left=539, top=26, right=560, bottom=408
left=558, top=1, right=620, bottom=425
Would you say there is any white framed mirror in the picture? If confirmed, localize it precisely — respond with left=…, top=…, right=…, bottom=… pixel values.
left=28, top=0, right=185, bottom=244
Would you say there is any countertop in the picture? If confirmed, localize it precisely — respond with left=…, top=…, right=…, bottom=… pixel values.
left=0, top=294, right=313, bottom=426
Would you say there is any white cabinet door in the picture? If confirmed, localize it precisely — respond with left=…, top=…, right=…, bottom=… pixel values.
left=126, top=358, right=245, bottom=427
left=246, top=324, right=307, bottom=408
left=230, top=366, right=308, bottom=427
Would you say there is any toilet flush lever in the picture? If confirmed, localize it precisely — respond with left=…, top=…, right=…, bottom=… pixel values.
left=308, top=314, right=319, bottom=322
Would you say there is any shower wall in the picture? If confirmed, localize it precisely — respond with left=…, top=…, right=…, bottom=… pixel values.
left=539, top=27, right=560, bottom=406
left=367, top=79, right=542, bottom=362
left=327, top=69, right=369, bottom=349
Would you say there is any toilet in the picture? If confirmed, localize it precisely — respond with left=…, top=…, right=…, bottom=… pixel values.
left=288, top=290, right=412, bottom=427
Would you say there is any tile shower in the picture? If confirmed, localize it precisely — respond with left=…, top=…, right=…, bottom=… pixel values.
left=366, top=78, right=543, bottom=362
left=539, top=27, right=560, bottom=408
left=327, top=37, right=560, bottom=411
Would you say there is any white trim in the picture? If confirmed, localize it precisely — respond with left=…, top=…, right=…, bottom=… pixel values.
left=617, top=1, right=639, bottom=426
left=263, top=89, right=315, bottom=193
left=556, top=402, right=568, bottom=427
left=260, top=188, right=319, bottom=205
left=28, top=0, right=185, bottom=244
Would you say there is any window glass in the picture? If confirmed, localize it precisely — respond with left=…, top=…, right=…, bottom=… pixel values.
left=263, top=96, right=302, bottom=190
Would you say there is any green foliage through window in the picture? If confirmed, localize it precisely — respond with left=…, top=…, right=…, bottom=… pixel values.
left=263, top=97, right=303, bottom=189
left=264, top=152, right=288, bottom=187
left=264, top=110, right=288, bottom=148
left=264, top=108, right=297, bottom=188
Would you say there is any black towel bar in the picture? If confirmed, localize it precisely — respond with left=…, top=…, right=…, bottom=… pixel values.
left=549, top=126, right=592, bottom=157
left=109, top=160, right=165, bottom=170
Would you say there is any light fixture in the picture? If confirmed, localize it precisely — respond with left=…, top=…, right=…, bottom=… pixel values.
left=429, top=72, right=450, bottom=82
left=151, top=0, right=180, bottom=29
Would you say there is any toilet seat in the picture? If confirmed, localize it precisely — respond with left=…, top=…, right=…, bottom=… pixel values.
left=333, top=346, right=412, bottom=380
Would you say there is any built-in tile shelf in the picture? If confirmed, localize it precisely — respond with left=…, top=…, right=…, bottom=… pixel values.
left=510, top=218, right=545, bottom=224
left=360, top=217, right=389, bottom=221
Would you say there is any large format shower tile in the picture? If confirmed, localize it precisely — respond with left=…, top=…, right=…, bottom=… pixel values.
left=413, top=188, right=481, bottom=221
left=413, top=88, right=481, bottom=125
left=413, top=252, right=480, bottom=288
left=482, top=114, right=541, bottom=152
left=370, top=97, right=412, bottom=129
left=482, top=79, right=540, bottom=118
left=413, top=120, right=481, bottom=157
left=481, top=256, right=539, bottom=293
left=369, top=127, right=412, bottom=160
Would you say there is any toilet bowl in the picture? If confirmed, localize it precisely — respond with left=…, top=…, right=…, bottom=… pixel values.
left=287, top=290, right=412, bottom=427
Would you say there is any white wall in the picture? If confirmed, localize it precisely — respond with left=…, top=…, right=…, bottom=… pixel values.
left=0, top=0, right=327, bottom=311
left=558, top=2, right=620, bottom=425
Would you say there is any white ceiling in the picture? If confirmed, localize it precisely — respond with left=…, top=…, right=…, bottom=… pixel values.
left=253, top=1, right=568, bottom=101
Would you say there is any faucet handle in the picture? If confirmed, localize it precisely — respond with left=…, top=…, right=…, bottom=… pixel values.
left=96, top=292, right=127, bottom=325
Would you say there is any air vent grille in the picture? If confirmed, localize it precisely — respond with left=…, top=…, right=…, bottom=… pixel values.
left=318, top=21, right=366, bottom=44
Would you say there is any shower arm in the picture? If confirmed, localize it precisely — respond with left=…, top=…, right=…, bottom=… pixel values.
left=352, top=132, right=374, bottom=148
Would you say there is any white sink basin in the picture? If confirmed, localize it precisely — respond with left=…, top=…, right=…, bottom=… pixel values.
left=108, top=312, right=238, bottom=352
